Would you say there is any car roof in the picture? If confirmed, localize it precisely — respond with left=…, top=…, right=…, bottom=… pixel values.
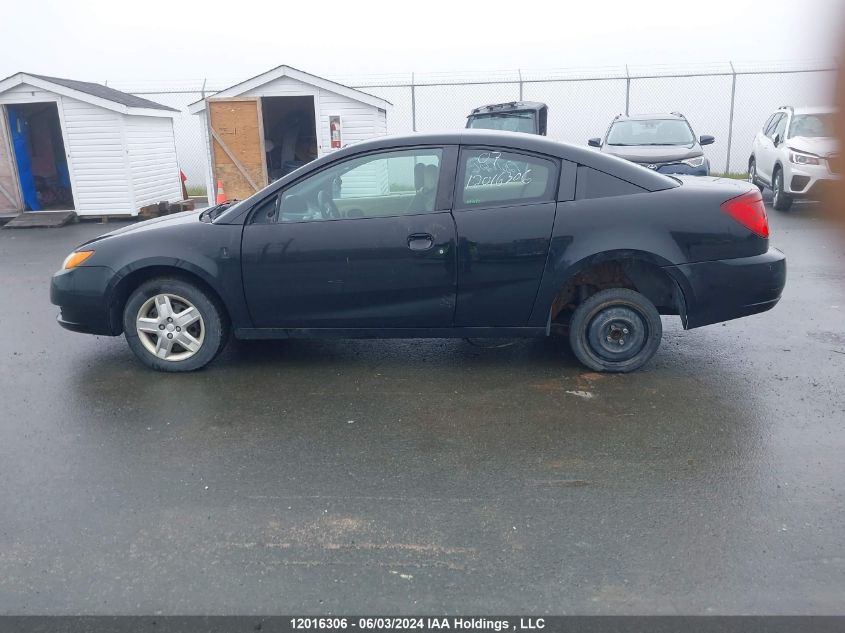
left=781, top=105, right=835, bottom=115
left=614, top=112, right=687, bottom=121
left=469, top=101, right=547, bottom=114
left=328, top=129, right=629, bottom=166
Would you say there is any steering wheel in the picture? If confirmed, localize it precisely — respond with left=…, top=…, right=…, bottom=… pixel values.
left=317, top=189, right=340, bottom=219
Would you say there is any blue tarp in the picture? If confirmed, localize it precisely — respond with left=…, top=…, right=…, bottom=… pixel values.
left=6, top=106, right=40, bottom=211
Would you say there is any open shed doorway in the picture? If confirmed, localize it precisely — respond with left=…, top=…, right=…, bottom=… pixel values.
left=261, top=96, right=317, bottom=182
left=4, top=102, right=74, bottom=211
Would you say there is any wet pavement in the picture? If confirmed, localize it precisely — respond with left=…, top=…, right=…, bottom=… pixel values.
left=0, top=205, right=843, bottom=615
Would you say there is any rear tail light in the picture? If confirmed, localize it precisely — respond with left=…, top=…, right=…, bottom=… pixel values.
left=720, top=190, right=769, bottom=238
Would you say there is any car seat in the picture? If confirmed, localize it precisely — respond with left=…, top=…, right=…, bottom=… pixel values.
left=407, top=164, right=439, bottom=213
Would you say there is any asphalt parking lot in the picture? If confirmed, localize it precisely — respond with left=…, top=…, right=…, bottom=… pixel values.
left=1, top=202, right=843, bottom=615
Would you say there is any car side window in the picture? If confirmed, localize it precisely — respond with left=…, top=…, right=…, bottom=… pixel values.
left=275, top=148, right=444, bottom=223
left=458, top=148, right=556, bottom=208
left=762, top=114, right=778, bottom=136
left=765, top=114, right=784, bottom=139
left=772, top=115, right=788, bottom=142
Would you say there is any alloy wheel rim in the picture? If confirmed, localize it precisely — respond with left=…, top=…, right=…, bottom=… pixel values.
left=136, top=293, right=205, bottom=361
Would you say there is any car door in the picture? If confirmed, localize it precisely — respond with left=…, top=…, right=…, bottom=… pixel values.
left=240, top=146, right=458, bottom=329
left=452, top=146, right=560, bottom=326
left=757, top=113, right=783, bottom=183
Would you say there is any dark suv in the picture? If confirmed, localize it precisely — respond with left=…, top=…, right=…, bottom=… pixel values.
left=589, top=113, right=715, bottom=176
left=466, top=101, right=548, bottom=135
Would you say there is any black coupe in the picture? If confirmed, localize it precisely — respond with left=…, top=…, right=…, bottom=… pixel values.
left=51, top=130, right=786, bottom=372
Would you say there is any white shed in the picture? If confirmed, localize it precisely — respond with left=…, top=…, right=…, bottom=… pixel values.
left=0, top=73, right=182, bottom=217
left=188, top=65, right=390, bottom=202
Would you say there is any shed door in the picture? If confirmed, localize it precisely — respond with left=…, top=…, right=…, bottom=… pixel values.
left=208, top=99, right=267, bottom=201
left=0, top=107, right=22, bottom=213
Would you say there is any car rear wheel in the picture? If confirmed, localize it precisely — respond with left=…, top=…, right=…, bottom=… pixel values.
left=568, top=288, right=662, bottom=373
left=123, top=278, right=229, bottom=372
left=748, top=158, right=764, bottom=192
left=772, top=168, right=793, bottom=211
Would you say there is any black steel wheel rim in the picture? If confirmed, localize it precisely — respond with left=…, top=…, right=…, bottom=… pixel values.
left=586, top=306, right=648, bottom=362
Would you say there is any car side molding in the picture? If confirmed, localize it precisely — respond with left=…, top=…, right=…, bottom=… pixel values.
left=234, top=326, right=549, bottom=340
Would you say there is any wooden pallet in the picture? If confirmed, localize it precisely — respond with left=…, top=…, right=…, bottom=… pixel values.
left=2, top=211, right=77, bottom=229
left=138, top=199, right=196, bottom=219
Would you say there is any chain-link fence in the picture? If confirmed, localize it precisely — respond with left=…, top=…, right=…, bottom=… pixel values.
left=108, top=61, right=836, bottom=190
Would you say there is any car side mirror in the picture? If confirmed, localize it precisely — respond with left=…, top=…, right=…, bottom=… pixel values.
left=588, top=137, right=602, bottom=148
left=699, top=135, right=715, bottom=146
left=773, top=133, right=782, bottom=147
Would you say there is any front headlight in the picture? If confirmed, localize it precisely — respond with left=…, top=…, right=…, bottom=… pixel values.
left=681, top=155, right=706, bottom=168
left=62, top=250, right=94, bottom=269
left=788, top=150, right=820, bottom=165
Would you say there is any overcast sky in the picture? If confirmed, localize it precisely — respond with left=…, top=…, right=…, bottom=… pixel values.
left=4, top=0, right=844, bottom=83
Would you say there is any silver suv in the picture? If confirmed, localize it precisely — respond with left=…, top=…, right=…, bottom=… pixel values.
left=749, top=106, right=838, bottom=211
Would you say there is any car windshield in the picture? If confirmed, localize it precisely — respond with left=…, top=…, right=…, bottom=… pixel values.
left=788, top=113, right=833, bottom=138
left=606, top=119, right=695, bottom=146
left=467, top=112, right=536, bottom=134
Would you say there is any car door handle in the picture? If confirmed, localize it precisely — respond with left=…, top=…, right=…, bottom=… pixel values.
left=407, top=233, right=434, bottom=251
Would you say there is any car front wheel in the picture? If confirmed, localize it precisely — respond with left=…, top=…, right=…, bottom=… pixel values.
left=568, top=288, right=662, bottom=373
left=123, top=277, right=229, bottom=372
left=772, top=168, right=793, bottom=211
left=748, top=158, right=764, bottom=192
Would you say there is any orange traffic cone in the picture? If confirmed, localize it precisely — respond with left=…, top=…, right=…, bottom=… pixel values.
left=215, top=180, right=227, bottom=204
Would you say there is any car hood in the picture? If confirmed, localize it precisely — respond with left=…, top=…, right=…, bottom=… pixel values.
left=603, top=144, right=700, bottom=163
left=786, top=136, right=837, bottom=157
left=78, top=210, right=203, bottom=248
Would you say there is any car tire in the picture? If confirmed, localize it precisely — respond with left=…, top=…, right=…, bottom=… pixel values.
left=123, top=277, right=229, bottom=372
left=568, top=288, right=662, bottom=373
left=772, top=167, right=793, bottom=211
left=748, top=158, right=764, bottom=192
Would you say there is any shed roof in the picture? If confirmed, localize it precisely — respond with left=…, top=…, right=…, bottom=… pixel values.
left=0, top=72, right=178, bottom=117
left=187, top=65, right=391, bottom=114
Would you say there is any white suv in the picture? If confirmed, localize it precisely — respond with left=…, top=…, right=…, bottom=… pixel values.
left=749, top=106, right=838, bottom=211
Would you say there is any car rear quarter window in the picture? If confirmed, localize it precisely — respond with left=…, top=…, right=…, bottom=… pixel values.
left=458, top=148, right=557, bottom=207
left=575, top=166, right=647, bottom=200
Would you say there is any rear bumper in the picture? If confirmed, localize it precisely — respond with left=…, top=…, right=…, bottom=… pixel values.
left=666, top=248, right=786, bottom=329
left=50, top=266, right=121, bottom=336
